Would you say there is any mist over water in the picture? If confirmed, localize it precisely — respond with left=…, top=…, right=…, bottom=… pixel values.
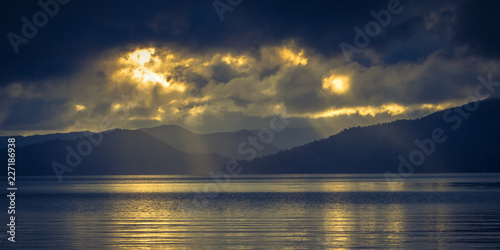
left=6, top=174, right=500, bottom=249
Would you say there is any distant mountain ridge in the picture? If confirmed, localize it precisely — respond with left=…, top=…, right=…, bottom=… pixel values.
left=1, top=125, right=285, bottom=161
left=250, top=127, right=325, bottom=150
left=0, top=131, right=90, bottom=148
left=0, top=124, right=287, bottom=177
left=140, top=125, right=280, bottom=159
left=240, top=98, right=500, bottom=174
left=3, top=99, right=499, bottom=177
left=6, top=129, right=228, bottom=177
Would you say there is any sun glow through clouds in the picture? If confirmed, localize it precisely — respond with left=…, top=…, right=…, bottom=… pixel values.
left=322, top=74, right=350, bottom=95
left=118, top=48, right=172, bottom=88
left=279, top=47, right=308, bottom=66
left=99, top=44, right=471, bottom=129
left=75, top=104, right=86, bottom=111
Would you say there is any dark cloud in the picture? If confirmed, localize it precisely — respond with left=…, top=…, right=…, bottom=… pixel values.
left=1, top=98, right=71, bottom=130
left=4, top=0, right=493, bottom=85
left=1, top=0, right=500, bottom=136
left=454, top=0, right=500, bottom=59
left=211, top=63, right=244, bottom=83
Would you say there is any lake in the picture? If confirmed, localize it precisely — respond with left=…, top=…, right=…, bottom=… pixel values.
left=4, top=174, right=500, bottom=249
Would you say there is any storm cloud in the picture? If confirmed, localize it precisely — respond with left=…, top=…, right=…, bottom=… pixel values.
left=1, top=0, right=499, bottom=136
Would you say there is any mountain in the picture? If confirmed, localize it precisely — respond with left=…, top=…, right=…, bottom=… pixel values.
left=251, top=127, right=325, bottom=150
left=240, top=98, right=500, bottom=174
left=3, top=129, right=228, bottom=177
left=5, top=99, right=499, bottom=177
left=140, top=125, right=280, bottom=159
left=0, top=131, right=90, bottom=148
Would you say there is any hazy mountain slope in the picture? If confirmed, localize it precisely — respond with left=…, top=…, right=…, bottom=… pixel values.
left=240, top=99, right=500, bottom=174
left=140, top=125, right=280, bottom=159
left=0, top=131, right=90, bottom=148
left=4, top=129, right=228, bottom=177
left=251, top=127, right=325, bottom=150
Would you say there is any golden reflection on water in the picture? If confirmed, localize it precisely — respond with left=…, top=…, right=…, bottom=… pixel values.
left=55, top=196, right=414, bottom=249
left=65, top=195, right=184, bottom=249
left=65, top=179, right=414, bottom=248
left=50, top=177, right=433, bottom=248
left=18, top=175, right=500, bottom=249
left=322, top=204, right=354, bottom=249
left=30, top=174, right=464, bottom=194
left=385, top=204, right=405, bottom=245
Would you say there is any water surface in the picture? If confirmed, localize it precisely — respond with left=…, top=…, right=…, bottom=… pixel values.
left=4, top=174, right=500, bottom=249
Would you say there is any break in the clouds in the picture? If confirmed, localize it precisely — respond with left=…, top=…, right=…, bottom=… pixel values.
left=1, top=0, right=499, bottom=135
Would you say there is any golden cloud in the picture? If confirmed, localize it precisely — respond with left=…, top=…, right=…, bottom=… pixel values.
left=3, top=40, right=492, bottom=136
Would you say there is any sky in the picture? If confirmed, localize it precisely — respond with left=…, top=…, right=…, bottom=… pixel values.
left=1, top=0, right=499, bottom=136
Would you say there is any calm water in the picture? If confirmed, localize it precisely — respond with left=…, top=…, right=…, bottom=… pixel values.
left=3, top=174, right=500, bottom=249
